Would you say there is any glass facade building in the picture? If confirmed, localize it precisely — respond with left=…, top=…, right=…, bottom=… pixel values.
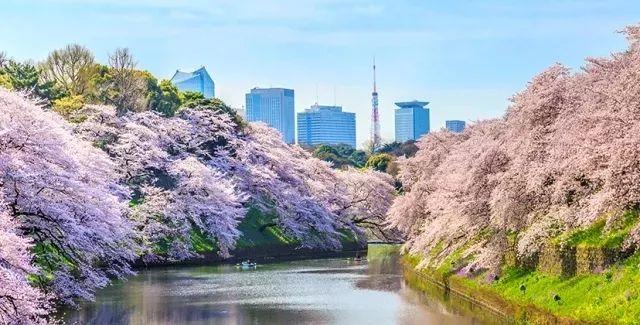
left=245, top=88, right=295, bottom=144
left=297, top=104, right=356, bottom=148
left=394, top=101, right=430, bottom=142
left=446, top=120, right=466, bottom=133
left=170, top=67, right=215, bottom=98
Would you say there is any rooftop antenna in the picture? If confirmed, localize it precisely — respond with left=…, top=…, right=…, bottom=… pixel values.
left=373, top=56, right=377, bottom=93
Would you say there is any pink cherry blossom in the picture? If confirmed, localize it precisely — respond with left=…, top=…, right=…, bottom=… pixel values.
left=389, top=25, right=640, bottom=272
left=0, top=89, right=136, bottom=304
left=0, top=199, right=50, bottom=324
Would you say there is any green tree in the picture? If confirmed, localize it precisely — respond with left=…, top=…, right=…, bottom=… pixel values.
left=180, top=90, right=205, bottom=104
left=1, top=59, right=63, bottom=102
left=89, top=49, right=150, bottom=115
left=88, top=64, right=111, bottom=102
left=142, top=72, right=162, bottom=110
left=151, top=79, right=182, bottom=116
left=4, top=60, right=38, bottom=90
left=348, top=150, right=368, bottom=167
left=379, top=140, right=419, bottom=158
left=313, top=145, right=348, bottom=167
left=313, top=144, right=369, bottom=168
left=40, top=44, right=96, bottom=96
left=52, top=95, right=85, bottom=120
left=107, top=48, right=147, bottom=114
left=159, top=80, right=182, bottom=112
left=365, top=153, right=394, bottom=172
left=0, top=73, right=9, bottom=89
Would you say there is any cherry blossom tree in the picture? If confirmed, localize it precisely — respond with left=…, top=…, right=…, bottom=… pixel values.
left=389, top=25, right=640, bottom=273
left=0, top=89, right=136, bottom=304
left=0, top=200, right=50, bottom=324
left=232, top=123, right=346, bottom=249
left=75, top=97, right=397, bottom=263
left=76, top=106, right=247, bottom=260
left=336, top=168, right=397, bottom=241
left=166, top=157, right=246, bottom=258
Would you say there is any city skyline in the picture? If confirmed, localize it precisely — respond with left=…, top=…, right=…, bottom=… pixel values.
left=2, top=1, right=639, bottom=145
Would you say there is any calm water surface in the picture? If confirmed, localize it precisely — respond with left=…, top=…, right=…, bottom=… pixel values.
left=63, top=246, right=493, bottom=324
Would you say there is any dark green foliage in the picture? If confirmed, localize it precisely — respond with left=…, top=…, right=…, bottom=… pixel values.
left=30, top=241, right=76, bottom=289
left=348, top=150, right=368, bottom=167
left=4, top=60, right=39, bottom=90
left=1, top=59, right=64, bottom=103
left=312, top=144, right=368, bottom=168
left=378, top=140, right=419, bottom=157
left=152, top=79, right=182, bottom=116
left=169, top=207, right=359, bottom=254
left=181, top=90, right=205, bottom=104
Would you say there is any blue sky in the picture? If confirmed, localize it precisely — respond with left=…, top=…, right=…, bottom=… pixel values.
left=2, top=0, right=639, bottom=146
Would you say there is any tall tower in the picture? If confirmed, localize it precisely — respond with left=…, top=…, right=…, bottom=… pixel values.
left=370, top=58, right=381, bottom=149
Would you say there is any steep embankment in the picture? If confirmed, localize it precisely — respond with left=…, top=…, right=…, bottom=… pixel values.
left=138, top=207, right=366, bottom=267
left=403, top=210, right=640, bottom=323
left=388, top=25, right=640, bottom=323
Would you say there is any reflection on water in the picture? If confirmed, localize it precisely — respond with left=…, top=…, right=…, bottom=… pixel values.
left=62, top=245, right=493, bottom=324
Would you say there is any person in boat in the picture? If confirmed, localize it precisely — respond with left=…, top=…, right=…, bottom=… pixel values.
left=238, top=259, right=257, bottom=267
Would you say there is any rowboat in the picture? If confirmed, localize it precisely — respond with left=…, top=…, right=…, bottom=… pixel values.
left=236, top=260, right=257, bottom=269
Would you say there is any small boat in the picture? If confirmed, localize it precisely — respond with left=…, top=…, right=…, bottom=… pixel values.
left=236, top=260, right=257, bottom=269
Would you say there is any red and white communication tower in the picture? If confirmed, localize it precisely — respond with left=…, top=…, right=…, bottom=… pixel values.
left=370, top=58, right=381, bottom=149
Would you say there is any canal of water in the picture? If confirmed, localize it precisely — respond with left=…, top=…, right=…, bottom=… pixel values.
left=62, top=244, right=503, bottom=324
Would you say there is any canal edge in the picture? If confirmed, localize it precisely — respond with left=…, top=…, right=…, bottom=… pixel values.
left=401, top=256, right=584, bottom=325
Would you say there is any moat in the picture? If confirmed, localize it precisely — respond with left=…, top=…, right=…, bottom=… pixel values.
left=62, top=245, right=499, bottom=324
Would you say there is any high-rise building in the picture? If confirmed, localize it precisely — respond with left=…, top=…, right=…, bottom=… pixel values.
left=170, top=67, right=215, bottom=98
left=394, top=100, right=430, bottom=142
left=446, top=120, right=466, bottom=133
left=297, top=104, right=356, bottom=148
left=245, top=87, right=295, bottom=144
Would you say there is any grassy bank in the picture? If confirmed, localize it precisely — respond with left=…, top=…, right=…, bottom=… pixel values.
left=493, top=254, right=640, bottom=323
left=405, top=210, right=640, bottom=324
left=186, top=207, right=301, bottom=253
left=404, top=255, right=584, bottom=324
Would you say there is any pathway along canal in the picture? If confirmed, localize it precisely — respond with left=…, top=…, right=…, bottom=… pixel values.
left=62, top=244, right=503, bottom=324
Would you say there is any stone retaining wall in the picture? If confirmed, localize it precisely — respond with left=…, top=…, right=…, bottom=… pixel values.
left=537, top=243, right=576, bottom=277
left=575, top=246, right=618, bottom=275
left=511, top=242, right=622, bottom=277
